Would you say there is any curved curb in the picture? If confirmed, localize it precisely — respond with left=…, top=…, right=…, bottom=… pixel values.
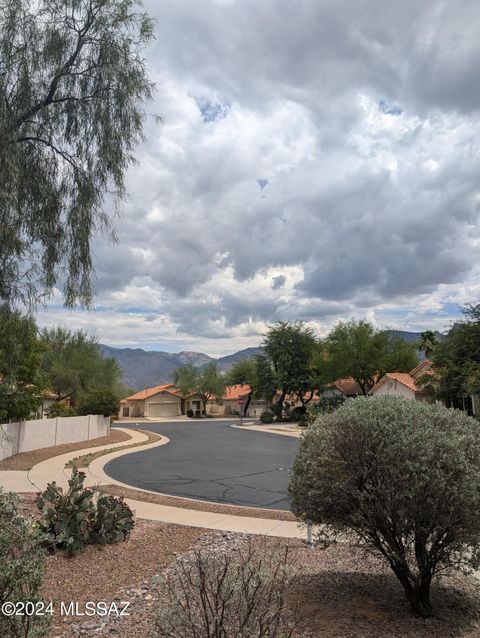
left=91, top=430, right=306, bottom=538
left=24, top=426, right=307, bottom=538
left=230, top=423, right=302, bottom=438
left=93, top=433, right=294, bottom=519
left=88, top=431, right=170, bottom=488
left=27, top=428, right=149, bottom=492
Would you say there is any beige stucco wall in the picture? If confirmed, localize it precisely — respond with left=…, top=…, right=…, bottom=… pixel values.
left=372, top=380, right=414, bottom=399
left=371, top=380, right=427, bottom=401
left=0, top=415, right=110, bottom=461
left=145, top=391, right=181, bottom=416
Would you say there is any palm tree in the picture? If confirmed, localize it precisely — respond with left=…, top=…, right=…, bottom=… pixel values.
left=419, top=331, right=438, bottom=358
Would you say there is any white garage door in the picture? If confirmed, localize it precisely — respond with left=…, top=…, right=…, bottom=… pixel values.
left=148, top=402, right=178, bottom=417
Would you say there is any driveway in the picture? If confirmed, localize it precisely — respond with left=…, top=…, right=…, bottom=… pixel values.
left=106, top=421, right=299, bottom=510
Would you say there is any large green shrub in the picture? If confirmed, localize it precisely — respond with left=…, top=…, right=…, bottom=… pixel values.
left=290, top=396, right=480, bottom=617
left=36, top=468, right=134, bottom=556
left=260, top=411, right=274, bottom=424
left=77, top=390, right=120, bottom=417
left=0, top=491, right=50, bottom=637
left=46, top=402, right=77, bottom=418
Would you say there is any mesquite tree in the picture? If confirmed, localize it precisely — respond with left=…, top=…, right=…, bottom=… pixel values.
left=289, top=396, right=480, bottom=617
left=0, top=0, right=155, bottom=308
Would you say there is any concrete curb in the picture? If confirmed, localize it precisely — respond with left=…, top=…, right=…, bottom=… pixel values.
left=2, top=426, right=308, bottom=539
left=230, top=423, right=302, bottom=438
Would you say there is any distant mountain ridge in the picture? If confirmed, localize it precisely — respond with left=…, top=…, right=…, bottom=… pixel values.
left=99, top=330, right=444, bottom=390
left=98, top=344, right=263, bottom=390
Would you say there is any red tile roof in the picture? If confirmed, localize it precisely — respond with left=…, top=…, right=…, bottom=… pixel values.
left=333, top=378, right=362, bottom=396
left=125, top=384, right=178, bottom=401
left=371, top=372, right=426, bottom=395
left=207, top=384, right=252, bottom=402
left=409, top=359, right=433, bottom=379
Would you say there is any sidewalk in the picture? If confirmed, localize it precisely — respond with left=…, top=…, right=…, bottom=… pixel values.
left=0, top=427, right=307, bottom=540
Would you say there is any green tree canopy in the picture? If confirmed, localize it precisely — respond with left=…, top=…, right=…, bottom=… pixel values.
left=0, top=308, right=46, bottom=421
left=77, top=390, right=119, bottom=417
left=0, top=0, right=155, bottom=308
left=418, top=330, right=438, bottom=358
left=262, top=321, right=318, bottom=413
left=326, top=320, right=418, bottom=395
left=431, top=304, right=480, bottom=403
left=227, top=358, right=257, bottom=416
left=173, top=363, right=225, bottom=415
left=290, top=396, right=480, bottom=618
left=40, top=327, right=121, bottom=402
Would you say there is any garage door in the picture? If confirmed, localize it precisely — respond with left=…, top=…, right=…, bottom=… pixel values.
left=148, top=402, right=178, bottom=417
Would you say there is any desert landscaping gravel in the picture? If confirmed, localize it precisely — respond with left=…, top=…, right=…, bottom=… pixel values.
left=15, top=492, right=478, bottom=638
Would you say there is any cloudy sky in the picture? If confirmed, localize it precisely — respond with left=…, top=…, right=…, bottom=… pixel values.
left=38, top=0, right=480, bottom=356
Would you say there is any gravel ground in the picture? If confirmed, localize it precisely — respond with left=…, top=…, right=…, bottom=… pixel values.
left=21, top=497, right=478, bottom=638
left=0, top=429, right=132, bottom=471
left=100, top=483, right=296, bottom=521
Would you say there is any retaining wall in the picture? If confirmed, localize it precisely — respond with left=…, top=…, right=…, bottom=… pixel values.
left=0, top=415, right=110, bottom=461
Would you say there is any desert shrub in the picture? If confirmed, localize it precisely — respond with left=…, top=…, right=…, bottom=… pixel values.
left=77, top=390, right=120, bottom=417
left=270, top=402, right=283, bottom=418
left=304, top=396, right=345, bottom=426
left=153, top=539, right=298, bottom=638
left=36, top=468, right=134, bottom=555
left=0, top=490, right=50, bottom=637
left=290, top=406, right=306, bottom=421
left=186, top=409, right=194, bottom=417
left=290, top=396, right=480, bottom=617
left=260, top=411, right=274, bottom=424
left=47, top=402, right=77, bottom=418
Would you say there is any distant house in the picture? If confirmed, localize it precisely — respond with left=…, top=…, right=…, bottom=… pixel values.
left=206, top=384, right=268, bottom=417
left=122, top=384, right=203, bottom=418
left=33, top=391, right=71, bottom=419
left=121, top=383, right=268, bottom=418
left=370, top=360, right=433, bottom=402
left=321, top=378, right=363, bottom=400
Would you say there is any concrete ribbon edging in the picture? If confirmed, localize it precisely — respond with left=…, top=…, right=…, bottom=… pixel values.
left=1, top=426, right=307, bottom=539
left=230, top=423, right=302, bottom=438
left=88, top=429, right=307, bottom=539
left=27, top=428, right=150, bottom=492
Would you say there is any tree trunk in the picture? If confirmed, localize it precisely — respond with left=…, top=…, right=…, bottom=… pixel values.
left=244, top=393, right=252, bottom=417
left=392, top=565, right=433, bottom=618
left=407, top=578, right=432, bottom=618
left=276, top=390, right=287, bottom=417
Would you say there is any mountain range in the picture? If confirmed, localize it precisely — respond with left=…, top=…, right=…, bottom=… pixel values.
left=98, top=344, right=263, bottom=390
left=99, top=330, right=444, bottom=390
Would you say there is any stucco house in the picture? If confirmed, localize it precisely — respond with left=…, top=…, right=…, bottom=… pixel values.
left=370, top=360, right=433, bottom=402
left=206, top=384, right=268, bottom=417
left=122, top=382, right=268, bottom=418
left=320, top=377, right=363, bottom=399
left=122, top=384, right=203, bottom=418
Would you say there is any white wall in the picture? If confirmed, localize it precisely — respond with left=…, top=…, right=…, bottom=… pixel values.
left=372, top=380, right=415, bottom=399
left=0, top=415, right=110, bottom=462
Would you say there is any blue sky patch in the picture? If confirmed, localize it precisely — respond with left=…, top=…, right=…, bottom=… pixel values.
left=195, top=97, right=230, bottom=122
left=379, top=99, right=403, bottom=116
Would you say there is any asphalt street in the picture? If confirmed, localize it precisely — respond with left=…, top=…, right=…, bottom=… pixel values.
left=106, top=421, right=299, bottom=510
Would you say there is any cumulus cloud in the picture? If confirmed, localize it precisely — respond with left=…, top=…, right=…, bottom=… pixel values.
left=37, top=0, right=480, bottom=354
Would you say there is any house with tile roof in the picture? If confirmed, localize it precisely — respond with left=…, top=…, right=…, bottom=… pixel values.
left=370, top=360, right=433, bottom=402
left=121, top=383, right=267, bottom=418
left=121, top=383, right=203, bottom=418
left=321, top=377, right=363, bottom=399
left=206, top=384, right=268, bottom=417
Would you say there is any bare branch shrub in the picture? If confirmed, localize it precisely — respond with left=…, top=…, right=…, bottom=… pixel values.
left=152, top=538, right=300, bottom=638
